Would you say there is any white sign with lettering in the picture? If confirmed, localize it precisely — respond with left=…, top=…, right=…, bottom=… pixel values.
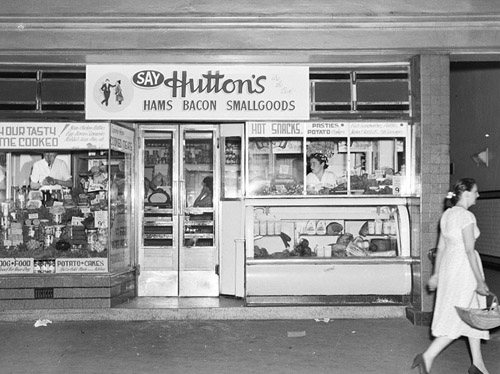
left=0, top=122, right=109, bottom=150
left=85, top=65, right=310, bottom=120
left=0, top=258, right=33, bottom=274
left=55, top=258, right=108, bottom=273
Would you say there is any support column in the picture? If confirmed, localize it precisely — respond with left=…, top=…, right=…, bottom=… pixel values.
left=407, top=54, right=450, bottom=325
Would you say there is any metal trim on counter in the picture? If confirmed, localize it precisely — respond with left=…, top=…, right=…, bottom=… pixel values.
left=247, top=257, right=418, bottom=266
left=245, top=197, right=413, bottom=207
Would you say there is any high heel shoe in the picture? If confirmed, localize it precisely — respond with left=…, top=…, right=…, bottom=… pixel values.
left=468, top=364, right=484, bottom=374
left=411, top=354, right=429, bottom=374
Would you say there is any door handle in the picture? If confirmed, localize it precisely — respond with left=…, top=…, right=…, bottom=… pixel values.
left=178, top=180, right=185, bottom=216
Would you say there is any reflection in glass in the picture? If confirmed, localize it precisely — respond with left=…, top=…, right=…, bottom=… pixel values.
left=247, top=138, right=304, bottom=196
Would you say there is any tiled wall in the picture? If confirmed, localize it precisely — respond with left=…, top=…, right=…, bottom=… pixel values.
left=418, top=55, right=451, bottom=313
left=0, top=271, right=136, bottom=310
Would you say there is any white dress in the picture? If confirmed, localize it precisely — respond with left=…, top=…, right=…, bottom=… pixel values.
left=431, top=206, right=489, bottom=340
left=306, top=170, right=337, bottom=192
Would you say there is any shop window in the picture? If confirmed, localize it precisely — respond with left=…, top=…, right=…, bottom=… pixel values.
left=246, top=121, right=411, bottom=198
left=0, top=68, right=85, bottom=117
left=310, top=68, right=411, bottom=118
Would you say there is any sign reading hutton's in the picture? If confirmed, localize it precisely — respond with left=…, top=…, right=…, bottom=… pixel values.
left=85, top=65, right=310, bottom=120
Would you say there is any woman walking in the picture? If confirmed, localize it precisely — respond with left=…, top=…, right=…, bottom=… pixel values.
left=412, top=178, right=491, bottom=374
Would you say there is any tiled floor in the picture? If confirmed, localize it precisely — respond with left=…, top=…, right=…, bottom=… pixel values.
left=115, top=296, right=245, bottom=309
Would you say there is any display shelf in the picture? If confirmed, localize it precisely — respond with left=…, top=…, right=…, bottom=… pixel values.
left=185, top=163, right=212, bottom=172
left=144, top=220, right=173, bottom=226
left=184, top=220, right=213, bottom=226
left=144, top=234, right=174, bottom=239
left=184, top=233, right=214, bottom=239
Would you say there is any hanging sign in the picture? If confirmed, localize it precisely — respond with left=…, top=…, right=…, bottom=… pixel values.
left=85, top=65, right=310, bottom=120
left=110, top=124, right=134, bottom=154
left=0, top=122, right=109, bottom=150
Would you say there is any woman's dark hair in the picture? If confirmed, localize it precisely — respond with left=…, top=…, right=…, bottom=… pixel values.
left=202, top=176, right=213, bottom=192
left=446, top=178, right=476, bottom=208
left=309, top=153, right=328, bottom=169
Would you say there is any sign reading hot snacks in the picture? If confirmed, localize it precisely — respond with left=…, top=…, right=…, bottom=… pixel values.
left=56, top=258, right=108, bottom=273
left=85, top=65, right=310, bottom=120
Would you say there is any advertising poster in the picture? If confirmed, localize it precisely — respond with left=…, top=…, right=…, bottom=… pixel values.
left=0, top=258, right=33, bottom=274
left=55, top=258, right=108, bottom=273
left=0, top=122, right=109, bottom=150
left=86, top=65, right=310, bottom=120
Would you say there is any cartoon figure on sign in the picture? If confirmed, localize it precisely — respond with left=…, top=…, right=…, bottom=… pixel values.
left=100, top=79, right=115, bottom=106
left=115, top=80, right=124, bottom=105
left=94, top=73, right=132, bottom=112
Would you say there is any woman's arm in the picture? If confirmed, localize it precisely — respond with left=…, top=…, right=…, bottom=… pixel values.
left=462, top=222, right=489, bottom=295
left=428, top=234, right=445, bottom=291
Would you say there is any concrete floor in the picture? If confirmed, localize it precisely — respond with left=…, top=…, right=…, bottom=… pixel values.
left=1, top=264, right=498, bottom=373
left=1, top=318, right=499, bottom=374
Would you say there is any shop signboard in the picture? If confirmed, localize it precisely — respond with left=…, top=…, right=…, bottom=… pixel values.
left=247, top=121, right=407, bottom=137
left=55, top=258, right=108, bottom=273
left=85, top=65, right=310, bottom=120
left=0, top=122, right=109, bottom=150
left=0, top=258, right=33, bottom=274
left=110, top=124, right=134, bottom=154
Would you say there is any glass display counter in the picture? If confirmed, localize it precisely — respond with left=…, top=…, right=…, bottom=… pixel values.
left=250, top=204, right=405, bottom=260
left=0, top=122, right=135, bottom=274
left=244, top=199, right=413, bottom=304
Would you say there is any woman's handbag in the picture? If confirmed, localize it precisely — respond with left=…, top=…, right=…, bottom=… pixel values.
left=455, top=293, right=500, bottom=330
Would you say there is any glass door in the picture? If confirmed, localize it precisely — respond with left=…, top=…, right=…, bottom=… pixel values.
left=138, top=124, right=218, bottom=297
left=180, top=127, right=218, bottom=296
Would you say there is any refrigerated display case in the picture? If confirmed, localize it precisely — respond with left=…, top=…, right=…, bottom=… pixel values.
left=245, top=200, right=413, bottom=304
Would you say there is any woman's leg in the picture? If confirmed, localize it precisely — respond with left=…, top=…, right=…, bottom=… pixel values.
left=422, top=336, right=454, bottom=370
left=468, top=337, right=489, bottom=374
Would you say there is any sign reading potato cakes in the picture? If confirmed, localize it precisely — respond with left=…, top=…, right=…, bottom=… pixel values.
left=85, top=65, right=310, bottom=120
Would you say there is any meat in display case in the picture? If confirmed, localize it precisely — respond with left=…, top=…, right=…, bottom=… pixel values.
left=250, top=205, right=407, bottom=260
left=245, top=201, right=413, bottom=302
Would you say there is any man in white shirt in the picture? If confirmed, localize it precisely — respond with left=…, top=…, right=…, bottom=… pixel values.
left=30, top=152, right=73, bottom=189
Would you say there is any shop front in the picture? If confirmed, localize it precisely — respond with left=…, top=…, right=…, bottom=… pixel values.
left=0, top=60, right=422, bottom=311
left=81, top=64, right=418, bottom=305
left=0, top=122, right=136, bottom=308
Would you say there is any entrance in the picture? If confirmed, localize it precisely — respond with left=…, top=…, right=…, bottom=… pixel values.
left=137, top=124, right=218, bottom=296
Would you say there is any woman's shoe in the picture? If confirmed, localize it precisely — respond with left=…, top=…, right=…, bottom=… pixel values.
left=411, top=354, right=429, bottom=374
left=468, top=364, right=484, bottom=374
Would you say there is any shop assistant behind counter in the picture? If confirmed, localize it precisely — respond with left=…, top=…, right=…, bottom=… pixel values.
left=306, top=153, right=338, bottom=193
left=30, top=152, right=73, bottom=190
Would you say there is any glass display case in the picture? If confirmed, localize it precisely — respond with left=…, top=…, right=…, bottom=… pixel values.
left=0, top=122, right=135, bottom=274
left=249, top=204, right=408, bottom=260
left=246, top=121, right=412, bottom=197
left=244, top=201, right=413, bottom=303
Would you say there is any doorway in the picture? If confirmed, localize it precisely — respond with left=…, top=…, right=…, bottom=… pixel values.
left=137, top=124, right=219, bottom=296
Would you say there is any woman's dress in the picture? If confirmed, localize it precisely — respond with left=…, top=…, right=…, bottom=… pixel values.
left=431, top=206, right=489, bottom=340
